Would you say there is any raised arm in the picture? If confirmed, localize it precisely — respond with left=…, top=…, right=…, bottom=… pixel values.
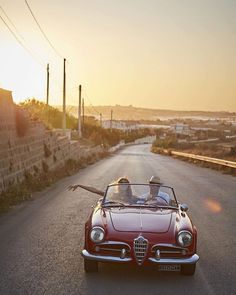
left=68, top=184, right=105, bottom=196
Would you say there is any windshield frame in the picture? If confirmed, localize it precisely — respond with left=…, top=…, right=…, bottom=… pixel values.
left=102, top=183, right=178, bottom=209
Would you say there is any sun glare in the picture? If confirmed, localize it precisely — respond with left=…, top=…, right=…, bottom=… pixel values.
left=0, top=42, right=46, bottom=104
left=204, top=198, right=222, bottom=214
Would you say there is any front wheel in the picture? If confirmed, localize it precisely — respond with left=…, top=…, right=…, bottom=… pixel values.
left=84, top=259, right=98, bottom=273
left=181, top=263, right=196, bottom=276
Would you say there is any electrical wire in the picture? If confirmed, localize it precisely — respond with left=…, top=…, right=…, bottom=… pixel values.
left=25, top=0, right=63, bottom=59
left=0, top=11, right=45, bottom=67
left=83, top=89, right=101, bottom=115
left=0, top=5, right=71, bottom=107
left=0, top=6, right=25, bottom=40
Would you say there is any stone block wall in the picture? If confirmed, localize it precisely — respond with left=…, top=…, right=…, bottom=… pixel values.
left=0, top=88, right=101, bottom=193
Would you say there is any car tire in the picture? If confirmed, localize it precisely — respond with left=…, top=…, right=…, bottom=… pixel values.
left=181, top=263, right=196, bottom=276
left=84, top=259, right=98, bottom=273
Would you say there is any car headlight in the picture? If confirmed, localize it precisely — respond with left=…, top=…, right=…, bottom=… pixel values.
left=177, top=231, right=193, bottom=247
left=90, top=226, right=105, bottom=243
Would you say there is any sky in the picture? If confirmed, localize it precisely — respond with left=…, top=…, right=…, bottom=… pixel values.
left=0, top=0, right=235, bottom=112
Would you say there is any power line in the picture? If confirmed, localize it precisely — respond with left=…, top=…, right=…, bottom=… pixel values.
left=83, top=89, right=101, bottom=115
left=0, top=6, right=25, bottom=40
left=19, top=86, right=77, bottom=103
left=25, top=0, right=63, bottom=59
left=0, top=11, right=45, bottom=67
left=0, top=5, right=45, bottom=66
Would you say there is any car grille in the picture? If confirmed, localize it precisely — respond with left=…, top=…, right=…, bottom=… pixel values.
left=151, top=244, right=188, bottom=258
left=93, top=242, right=130, bottom=258
left=134, top=236, right=148, bottom=265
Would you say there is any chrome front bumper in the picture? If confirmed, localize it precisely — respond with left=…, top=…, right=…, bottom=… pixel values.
left=81, top=249, right=199, bottom=264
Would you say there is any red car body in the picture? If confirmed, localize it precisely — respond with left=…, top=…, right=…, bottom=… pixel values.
left=82, top=184, right=199, bottom=275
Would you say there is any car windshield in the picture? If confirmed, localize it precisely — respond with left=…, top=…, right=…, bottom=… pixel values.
left=103, top=184, right=178, bottom=208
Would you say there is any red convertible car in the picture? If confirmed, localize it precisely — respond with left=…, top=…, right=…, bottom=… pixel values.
left=81, top=182, right=199, bottom=275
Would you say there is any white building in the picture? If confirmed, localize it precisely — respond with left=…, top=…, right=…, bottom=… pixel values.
left=170, top=124, right=191, bottom=135
left=102, top=120, right=137, bottom=131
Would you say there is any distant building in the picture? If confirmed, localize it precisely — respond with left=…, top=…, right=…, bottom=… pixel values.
left=102, top=120, right=137, bottom=131
left=170, top=123, right=191, bottom=135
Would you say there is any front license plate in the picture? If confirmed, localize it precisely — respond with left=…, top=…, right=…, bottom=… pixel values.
left=158, top=265, right=181, bottom=272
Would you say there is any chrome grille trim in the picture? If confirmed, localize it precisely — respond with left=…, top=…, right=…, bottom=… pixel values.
left=99, top=247, right=124, bottom=252
left=93, top=241, right=131, bottom=257
left=99, top=247, right=130, bottom=253
left=151, top=243, right=188, bottom=258
left=151, top=243, right=187, bottom=251
left=97, top=241, right=131, bottom=248
left=134, top=236, right=148, bottom=265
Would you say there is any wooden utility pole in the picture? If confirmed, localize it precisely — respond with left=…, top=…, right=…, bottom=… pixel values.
left=110, top=109, right=113, bottom=131
left=100, top=113, right=102, bottom=127
left=46, top=63, right=49, bottom=105
left=82, top=98, right=85, bottom=132
left=62, top=58, right=66, bottom=131
left=78, top=85, right=82, bottom=138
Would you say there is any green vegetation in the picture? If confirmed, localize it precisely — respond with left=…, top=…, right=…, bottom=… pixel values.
left=152, top=137, right=178, bottom=149
left=20, top=99, right=77, bottom=129
left=152, top=134, right=236, bottom=172
left=20, top=99, right=154, bottom=146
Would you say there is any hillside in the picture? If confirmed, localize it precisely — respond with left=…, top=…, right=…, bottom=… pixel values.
left=59, top=105, right=236, bottom=121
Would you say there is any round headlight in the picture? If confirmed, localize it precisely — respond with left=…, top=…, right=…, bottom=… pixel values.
left=177, top=231, right=193, bottom=247
left=90, top=226, right=105, bottom=243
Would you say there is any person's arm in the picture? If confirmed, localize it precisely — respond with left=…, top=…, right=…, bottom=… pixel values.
left=157, top=192, right=170, bottom=204
left=68, top=184, right=104, bottom=196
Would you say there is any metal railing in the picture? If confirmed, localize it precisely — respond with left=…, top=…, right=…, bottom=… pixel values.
left=170, top=151, right=236, bottom=169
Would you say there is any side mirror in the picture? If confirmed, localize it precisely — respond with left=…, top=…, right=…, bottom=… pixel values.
left=180, top=203, right=189, bottom=212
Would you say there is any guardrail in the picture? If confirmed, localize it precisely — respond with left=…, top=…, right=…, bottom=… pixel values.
left=170, top=150, right=236, bottom=169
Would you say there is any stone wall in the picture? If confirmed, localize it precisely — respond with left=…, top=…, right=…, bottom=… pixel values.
left=0, top=88, right=101, bottom=193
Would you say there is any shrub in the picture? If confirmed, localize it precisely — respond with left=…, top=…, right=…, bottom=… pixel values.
left=152, top=137, right=178, bottom=149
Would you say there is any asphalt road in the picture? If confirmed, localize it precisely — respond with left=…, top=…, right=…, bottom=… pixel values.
left=0, top=144, right=235, bottom=295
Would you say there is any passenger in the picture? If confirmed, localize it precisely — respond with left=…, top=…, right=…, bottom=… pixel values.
left=113, top=177, right=135, bottom=203
left=68, top=177, right=133, bottom=201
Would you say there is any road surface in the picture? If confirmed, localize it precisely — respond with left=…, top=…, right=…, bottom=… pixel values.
left=0, top=144, right=235, bottom=295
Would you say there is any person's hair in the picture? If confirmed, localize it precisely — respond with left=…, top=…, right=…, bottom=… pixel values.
left=115, top=177, right=132, bottom=197
left=117, top=177, right=130, bottom=184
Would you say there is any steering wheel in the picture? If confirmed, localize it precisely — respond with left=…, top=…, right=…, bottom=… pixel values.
left=157, top=196, right=169, bottom=204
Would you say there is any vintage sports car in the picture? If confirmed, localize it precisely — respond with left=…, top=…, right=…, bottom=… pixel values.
left=81, top=182, right=199, bottom=275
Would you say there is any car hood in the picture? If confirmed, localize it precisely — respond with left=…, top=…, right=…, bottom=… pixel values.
left=108, top=207, right=173, bottom=233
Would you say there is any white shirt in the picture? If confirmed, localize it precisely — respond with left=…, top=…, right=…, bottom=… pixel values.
left=140, top=191, right=170, bottom=205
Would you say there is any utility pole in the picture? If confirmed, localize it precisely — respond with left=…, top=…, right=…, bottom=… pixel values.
left=78, top=85, right=82, bottom=138
left=100, top=113, right=102, bottom=128
left=82, top=98, right=85, bottom=132
left=110, top=109, right=113, bottom=131
left=62, top=58, right=66, bottom=132
left=46, top=63, right=49, bottom=105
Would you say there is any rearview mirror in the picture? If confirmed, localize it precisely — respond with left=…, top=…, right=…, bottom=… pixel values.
left=180, top=203, right=189, bottom=212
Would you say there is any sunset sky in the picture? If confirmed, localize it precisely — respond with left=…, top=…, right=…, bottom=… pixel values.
left=0, top=0, right=235, bottom=111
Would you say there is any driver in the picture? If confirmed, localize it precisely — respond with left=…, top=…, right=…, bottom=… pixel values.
left=145, top=176, right=170, bottom=205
